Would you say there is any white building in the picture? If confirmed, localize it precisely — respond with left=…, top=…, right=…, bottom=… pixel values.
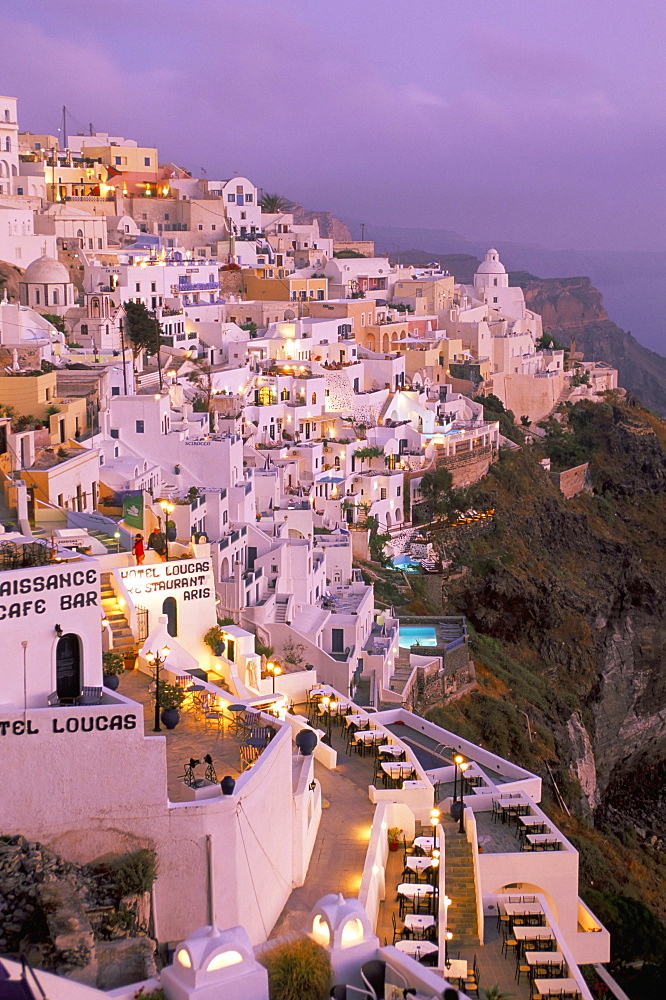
left=0, top=95, right=19, bottom=195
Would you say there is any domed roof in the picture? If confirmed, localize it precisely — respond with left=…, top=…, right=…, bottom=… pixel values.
left=476, top=248, right=506, bottom=275
left=23, top=254, right=70, bottom=285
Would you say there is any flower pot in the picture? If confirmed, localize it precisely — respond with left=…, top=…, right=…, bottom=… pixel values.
left=215, top=641, right=225, bottom=656
left=103, top=673, right=119, bottom=691
left=160, top=707, right=180, bottom=730
left=295, top=729, right=318, bottom=756
left=388, top=841, right=400, bottom=852
left=450, top=800, right=462, bottom=820
left=124, top=655, right=137, bottom=672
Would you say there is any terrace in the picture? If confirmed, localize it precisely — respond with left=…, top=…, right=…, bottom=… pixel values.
left=118, top=669, right=281, bottom=802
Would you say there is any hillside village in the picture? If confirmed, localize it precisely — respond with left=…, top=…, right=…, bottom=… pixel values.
left=0, top=94, right=629, bottom=1000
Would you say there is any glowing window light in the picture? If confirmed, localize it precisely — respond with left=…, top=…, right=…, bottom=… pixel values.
left=341, top=917, right=365, bottom=947
left=311, top=915, right=331, bottom=946
left=176, top=948, right=192, bottom=968
left=206, top=950, right=243, bottom=971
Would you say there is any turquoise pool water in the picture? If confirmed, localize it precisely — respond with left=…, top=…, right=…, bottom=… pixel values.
left=391, top=555, right=420, bottom=573
left=399, top=626, right=437, bottom=648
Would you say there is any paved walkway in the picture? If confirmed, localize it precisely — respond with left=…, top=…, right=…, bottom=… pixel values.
left=270, top=712, right=377, bottom=938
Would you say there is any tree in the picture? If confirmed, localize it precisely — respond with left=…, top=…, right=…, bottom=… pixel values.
left=186, top=357, right=214, bottom=421
left=123, top=301, right=161, bottom=359
left=418, top=467, right=453, bottom=520
left=259, top=192, right=288, bottom=213
left=355, top=445, right=383, bottom=471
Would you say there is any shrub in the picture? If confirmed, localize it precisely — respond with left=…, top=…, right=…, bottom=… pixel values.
left=111, top=848, right=158, bottom=898
left=157, top=683, right=186, bottom=711
left=260, top=937, right=331, bottom=1000
left=103, top=651, right=125, bottom=675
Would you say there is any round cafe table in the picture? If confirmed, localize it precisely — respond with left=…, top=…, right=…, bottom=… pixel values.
left=228, top=703, right=246, bottom=735
left=395, top=939, right=438, bottom=960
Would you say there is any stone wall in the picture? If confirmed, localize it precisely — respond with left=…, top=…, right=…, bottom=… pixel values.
left=549, top=462, right=590, bottom=498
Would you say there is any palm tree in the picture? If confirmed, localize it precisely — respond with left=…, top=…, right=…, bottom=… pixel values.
left=259, top=192, right=288, bottom=214
left=482, top=987, right=514, bottom=1000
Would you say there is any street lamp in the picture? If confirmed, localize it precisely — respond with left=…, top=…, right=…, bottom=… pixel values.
left=266, top=661, right=282, bottom=694
left=113, top=531, right=120, bottom=553
left=458, top=761, right=470, bottom=834
left=145, top=644, right=171, bottom=733
left=159, top=500, right=174, bottom=561
left=430, top=807, right=441, bottom=851
left=453, top=752, right=464, bottom=803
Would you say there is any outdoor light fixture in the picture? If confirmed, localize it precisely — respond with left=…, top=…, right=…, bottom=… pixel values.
left=430, top=807, right=441, bottom=850
left=54, top=624, right=63, bottom=637
left=145, top=644, right=171, bottom=732
left=113, top=530, right=121, bottom=553
left=458, top=761, right=470, bottom=834
left=265, top=661, right=282, bottom=694
left=159, top=500, right=175, bottom=561
left=453, top=753, right=465, bottom=804
left=101, top=617, right=109, bottom=628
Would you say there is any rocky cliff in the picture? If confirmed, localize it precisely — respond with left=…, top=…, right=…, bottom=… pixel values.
left=428, top=401, right=666, bottom=929
left=521, top=276, right=666, bottom=417
left=282, top=200, right=352, bottom=242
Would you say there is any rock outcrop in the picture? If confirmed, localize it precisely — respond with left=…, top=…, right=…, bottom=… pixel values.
left=282, top=200, right=352, bottom=242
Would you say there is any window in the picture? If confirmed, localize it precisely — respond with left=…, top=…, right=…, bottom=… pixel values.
left=198, top=224, right=203, bottom=230
left=52, top=289, right=59, bottom=305
left=151, top=282, right=157, bottom=292
left=397, top=486, right=401, bottom=496
left=144, top=157, right=151, bottom=167
left=135, top=282, right=141, bottom=292
left=240, top=212, right=246, bottom=220
left=115, top=156, right=122, bottom=166
left=493, top=297, right=498, bottom=303
left=110, top=428, right=119, bottom=439
left=211, top=224, right=216, bottom=231
left=381, top=488, right=387, bottom=500
left=35, top=289, right=40, bottom=304
left=111, top=386, right=120, bottom=396
left=245, top=193, right=253, bottom=203
left=227, top=194, right=235, bottom=203
left=493, top=278, right=498, bottom=286
left=135, top=420, right=145, bottom=433
left=97, top=238, right=102, bottom=249
left=164, top=213, right=170, bottom=221
left=331, top=628, right=344, bottom=653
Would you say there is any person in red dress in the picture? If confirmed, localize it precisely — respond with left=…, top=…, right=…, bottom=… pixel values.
left=132, top=534, right=145, bottom=564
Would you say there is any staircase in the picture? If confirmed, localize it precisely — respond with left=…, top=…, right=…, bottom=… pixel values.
left=443, top=814, right=480, bottom=948
left=274, top=596, right=289, bottom=623
left=101, top=572, right=135, bottom=653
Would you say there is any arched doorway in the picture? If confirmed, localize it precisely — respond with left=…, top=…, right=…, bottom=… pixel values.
left=162, top=597, right=178, bottom=637
left=56, top=633, right=82, bottom=701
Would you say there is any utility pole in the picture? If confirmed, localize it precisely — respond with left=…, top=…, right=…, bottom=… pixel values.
left=360, top=223, right=366, bottom=241
left=62, top=106, right=67, bottom=150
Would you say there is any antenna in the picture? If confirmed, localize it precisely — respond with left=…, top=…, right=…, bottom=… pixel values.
left=62, top=106, right=67, bottom=150
left=360, top=223, right=366, bottom=241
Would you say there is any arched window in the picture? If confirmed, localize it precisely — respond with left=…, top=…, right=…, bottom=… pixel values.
left=311, top=393, right=317, bottom=404
left=91, top=297, right=100, bottom=318
left=56, top=633, right=82, bottom=701
left=52, top=289, right=59, bottom=305
left=35, top=289, right=40, bottom=305
left=162, top=597, right=178, bottom=637
left=258, top=386, right=272, bottom=406
left=4, top=137, right=10, bottom=152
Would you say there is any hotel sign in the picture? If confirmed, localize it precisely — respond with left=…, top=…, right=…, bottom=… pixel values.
left=0, top=713, right=138, bottom=737
left=119, top=559, right=213, bottom=601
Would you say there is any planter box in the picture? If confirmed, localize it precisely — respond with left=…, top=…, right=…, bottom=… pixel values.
left=181, top=779, right=220, bottom=801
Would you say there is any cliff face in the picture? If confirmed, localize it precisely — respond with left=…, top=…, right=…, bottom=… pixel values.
left=440, top=403, right=666, bottom=864
left=522, top=276, right=666, bottom=417
left=283, top=200, right=352, bottom=242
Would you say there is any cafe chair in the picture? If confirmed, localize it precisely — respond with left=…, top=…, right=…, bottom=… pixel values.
left=515, top=956, right=531, bottom=984
left=360, top=960, right=386, bottom=1000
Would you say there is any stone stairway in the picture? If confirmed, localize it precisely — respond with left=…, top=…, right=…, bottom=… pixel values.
left=101, top=572, right=135, bottom=653
left=443, top=814, right=480, bottom=948
left=274, top=597, right=289, bottom=623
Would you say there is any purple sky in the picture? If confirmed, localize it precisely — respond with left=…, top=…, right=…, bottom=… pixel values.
left=2, top=0, right=664, bottom=253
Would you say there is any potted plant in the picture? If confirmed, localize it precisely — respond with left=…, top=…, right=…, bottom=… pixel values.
left=123, top=647, right=139, bottom=671
left=387, top=827, right=403, bottom=852
left=204, top=624, right=226, bottom=655
left=157, top=683, right=186, bottom=730
left=102, top=650, right=124, bottom=690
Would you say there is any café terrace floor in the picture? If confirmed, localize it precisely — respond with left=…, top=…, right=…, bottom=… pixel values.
left=119, top=668, right=245, bottom=801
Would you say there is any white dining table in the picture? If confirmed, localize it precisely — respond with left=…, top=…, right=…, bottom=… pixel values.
left=395, top=939, right=438, bottom=958
left=405, top=856, right=435, bottom=872
left=402, top=780, right=427, bottom=789
left=525, top=951, right=564, bottom=966
left=381, top=762, right=417, bottom=777
left=378, top=744, right=404, bottom=756
left=403, top=913, right=435, bottom=933
left=441, top=958, right=468, bottom=982
left=345, top=714, right=369, bottom=728
left=354, top=729, right=384, bottom=744
left=413, top=836, right=435, bottom=852
left=397, top=882, right=434, bottom=898
left=513, top=926, right=554, bottom=942
left=533, top=978, right=581, bottom=997
left=526, top=833, right=562, bottom=849
left=504, top=902, right=544, bottom=917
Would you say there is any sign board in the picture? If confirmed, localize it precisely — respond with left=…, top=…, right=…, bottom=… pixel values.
left=123, top=493, right=144, bottom=529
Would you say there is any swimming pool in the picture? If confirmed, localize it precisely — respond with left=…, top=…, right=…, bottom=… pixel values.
left=391, top=555, right=420, bottom=573
left=399, top=626, right=437, bottom=648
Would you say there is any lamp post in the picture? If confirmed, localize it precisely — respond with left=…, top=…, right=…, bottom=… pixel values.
left=458, top=761, right=469, bottom=834
left=114, top=531, right=120, bottom=553
left=145, top=644, right=171, bottom=733
left=266, top=661, right=282, bottom=694
left=430, top=807, right=440, bottom=851
left=159, top=500, right=174, bottom=561
left=453, top=752, right=464, bottom=804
